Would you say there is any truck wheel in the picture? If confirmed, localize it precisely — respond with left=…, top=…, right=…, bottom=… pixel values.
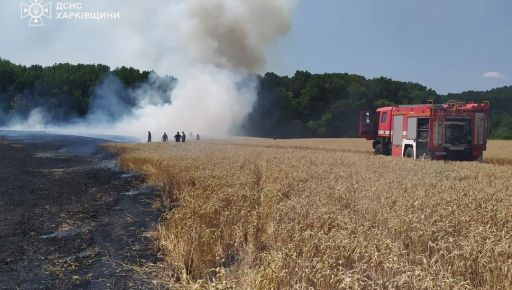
left=404, top=147, right=414, bottom=158
left=374, top=144, right=384, bottom=155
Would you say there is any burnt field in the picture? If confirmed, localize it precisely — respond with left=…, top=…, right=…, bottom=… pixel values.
left=0, top=132, right=161, bottom=289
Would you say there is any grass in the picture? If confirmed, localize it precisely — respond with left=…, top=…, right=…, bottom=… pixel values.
left=106, top=138, right=512, bottom=289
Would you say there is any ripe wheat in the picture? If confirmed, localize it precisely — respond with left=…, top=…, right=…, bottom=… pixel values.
left=107, top=138, right=512, bottom=289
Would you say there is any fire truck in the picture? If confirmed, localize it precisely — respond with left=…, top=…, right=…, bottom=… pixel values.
left=359, top=101, right=489, bottom=160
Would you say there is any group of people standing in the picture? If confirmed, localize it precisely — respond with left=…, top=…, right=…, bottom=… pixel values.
left=147, top=131, right=200, bottom=143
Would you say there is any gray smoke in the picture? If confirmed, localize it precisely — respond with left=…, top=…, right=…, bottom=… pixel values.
left=86, top=72, right=176, bottom=124
left=87, top=74, right=132, bottom=124
left=185, top=0, right=293, bottom=72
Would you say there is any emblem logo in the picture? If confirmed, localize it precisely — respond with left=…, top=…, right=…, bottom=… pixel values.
left=21, top=0, right=52, bottom=27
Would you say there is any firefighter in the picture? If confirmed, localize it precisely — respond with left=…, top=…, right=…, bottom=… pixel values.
left=147, top=131, right=152, bottom=143
left=162, top=132, right=168, bottom=142
left=174, top=131, right=181, bottom=143
left=196, top=134, right=200, bottom=141
left=181, top=132, right=186, bottom=143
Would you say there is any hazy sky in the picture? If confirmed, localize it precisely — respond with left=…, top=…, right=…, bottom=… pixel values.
left=1, top=0, right=511, bottom=94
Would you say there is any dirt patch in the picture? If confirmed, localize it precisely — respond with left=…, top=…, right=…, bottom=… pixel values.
left=0, top=133, right=161, bottom=289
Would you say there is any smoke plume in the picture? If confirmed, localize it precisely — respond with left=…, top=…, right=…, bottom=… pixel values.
left=185, top=0, right=293, bottom=72
left=1, top=0, right=297, bottom=140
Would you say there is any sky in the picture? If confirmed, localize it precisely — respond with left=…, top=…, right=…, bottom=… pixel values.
left=270, top=0, right=512, bottom=94
left=1, top=0, right=511, bottom=94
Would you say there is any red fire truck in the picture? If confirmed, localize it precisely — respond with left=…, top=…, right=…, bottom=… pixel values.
left=359, top=101, right=489, bottom=160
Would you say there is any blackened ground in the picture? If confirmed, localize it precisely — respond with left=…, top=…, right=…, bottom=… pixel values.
left=0, top=131, right=161, bottom=289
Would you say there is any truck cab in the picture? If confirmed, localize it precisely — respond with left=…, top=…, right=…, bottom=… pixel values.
left=359, top=107, right=393, bottom=155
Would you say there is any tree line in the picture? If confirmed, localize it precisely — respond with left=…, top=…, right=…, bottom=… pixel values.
left=244, top=71, right=512, bottom=139
left=0, top=58, right=510, bottom=139
left=0, top=58, right=154, bottom=125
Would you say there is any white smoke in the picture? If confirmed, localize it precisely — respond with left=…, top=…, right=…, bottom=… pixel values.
left=102, top=66, right=257, bottom=137
left=1, top=0, right=297, bottom=140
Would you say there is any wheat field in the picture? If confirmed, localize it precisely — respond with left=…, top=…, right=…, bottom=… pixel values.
left=107, top=138, right=512, bottom=289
